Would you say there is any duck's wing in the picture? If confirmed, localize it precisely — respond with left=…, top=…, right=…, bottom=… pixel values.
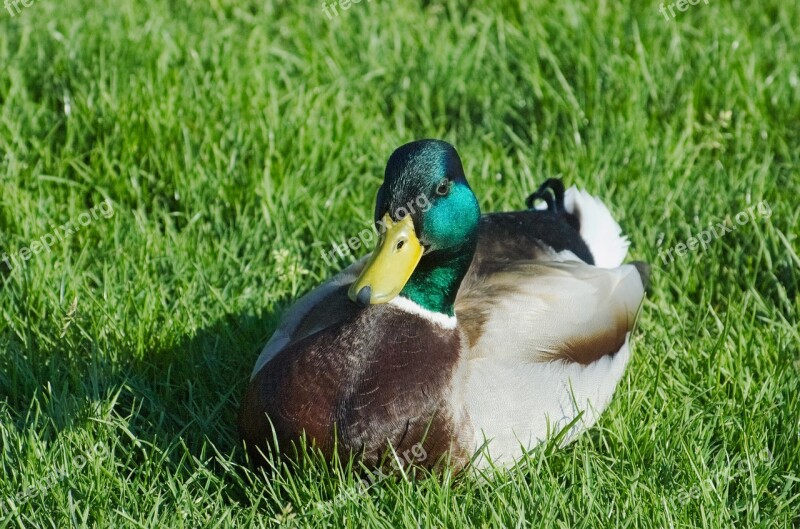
left=458, top=178, right=647, bottom=361
left=250, top=257, right=367, bottom=380
left=456, top=257, right=646, bottom=363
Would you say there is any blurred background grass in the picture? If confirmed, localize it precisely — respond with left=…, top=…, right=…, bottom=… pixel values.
left=0, top=0, right=798, bottom=527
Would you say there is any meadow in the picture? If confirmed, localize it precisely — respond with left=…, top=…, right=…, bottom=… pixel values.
left=1, top=0, right=798, bottom=526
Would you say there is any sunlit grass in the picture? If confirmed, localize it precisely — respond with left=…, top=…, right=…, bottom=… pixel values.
left=1, top=0, right=798, bottom=526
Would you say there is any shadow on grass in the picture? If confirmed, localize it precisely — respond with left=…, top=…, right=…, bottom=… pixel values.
left=0, top=299, right=292, bottom=506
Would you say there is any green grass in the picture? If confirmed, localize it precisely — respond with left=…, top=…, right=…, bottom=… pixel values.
left=1, top=0, right=799, bottom=526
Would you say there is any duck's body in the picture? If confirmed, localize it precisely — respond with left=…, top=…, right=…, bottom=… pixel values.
left=239, top=141, right=647, bottom=470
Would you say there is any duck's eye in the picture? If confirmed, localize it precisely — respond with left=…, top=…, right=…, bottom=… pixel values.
left=436, top=179, right=450, bottom=196
left=396, top=209, right=407, bottom=219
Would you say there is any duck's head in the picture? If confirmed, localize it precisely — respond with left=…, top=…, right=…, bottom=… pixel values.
left=348, top=140, right=481, bottom=316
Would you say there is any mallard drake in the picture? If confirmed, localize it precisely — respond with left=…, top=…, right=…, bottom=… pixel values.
left=239, top=140, right=647, bottom=470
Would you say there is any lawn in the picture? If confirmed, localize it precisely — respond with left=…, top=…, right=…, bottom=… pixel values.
left=1, top=0, right=799, bottom=526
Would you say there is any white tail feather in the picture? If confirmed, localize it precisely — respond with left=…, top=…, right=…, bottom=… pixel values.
left=563, top=187, right=629, bottom=268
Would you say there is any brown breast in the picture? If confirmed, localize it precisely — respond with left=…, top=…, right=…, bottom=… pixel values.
left=238, top=304, right=470, bottom=470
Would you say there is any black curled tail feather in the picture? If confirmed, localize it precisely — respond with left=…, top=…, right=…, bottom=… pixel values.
left=525, top=178, right=581, bottom=232
left=525, top=178, right=565, bottom=211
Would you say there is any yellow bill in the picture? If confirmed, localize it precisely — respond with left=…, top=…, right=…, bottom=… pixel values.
left=348, top=214, right=423, bottom=306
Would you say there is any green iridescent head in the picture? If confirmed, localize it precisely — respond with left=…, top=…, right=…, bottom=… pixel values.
left=349, top=140, right=481, bottom=315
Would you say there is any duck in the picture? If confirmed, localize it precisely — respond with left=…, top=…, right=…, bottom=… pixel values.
left=239, top=139, right=648, bottom=471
